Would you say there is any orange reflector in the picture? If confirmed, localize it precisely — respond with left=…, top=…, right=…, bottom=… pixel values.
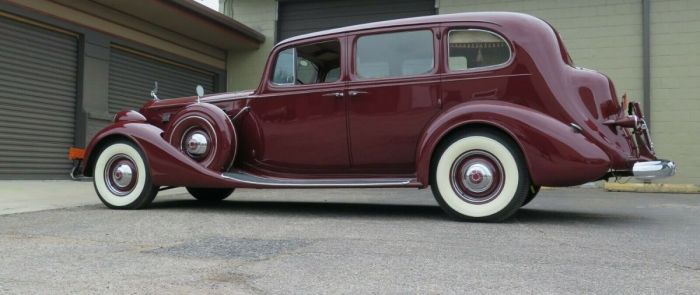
left=68, top=147, right=85, bottom=160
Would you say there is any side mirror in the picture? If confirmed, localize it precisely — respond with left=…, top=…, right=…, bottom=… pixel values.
left=195, top=85, right=204, bottom=103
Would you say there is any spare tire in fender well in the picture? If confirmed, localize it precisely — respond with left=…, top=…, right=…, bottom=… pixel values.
left=164, top=103, right=237, bottom=172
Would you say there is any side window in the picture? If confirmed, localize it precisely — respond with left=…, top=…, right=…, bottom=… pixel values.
left=271, top=40, right=341, bottom=85
left=448, top=29, right=511, bottom=71
left=355, top=30, right=434, bottom=79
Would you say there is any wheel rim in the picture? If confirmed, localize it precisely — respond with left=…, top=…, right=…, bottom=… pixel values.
left=103, top=154, right=138, bottom=196
left=450, top=150, right=505, bottom=204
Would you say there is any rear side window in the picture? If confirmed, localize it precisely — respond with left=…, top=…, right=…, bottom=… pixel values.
left=355, top=30, right=434, bottom=79
left=448, top=29, right=511, bottom=71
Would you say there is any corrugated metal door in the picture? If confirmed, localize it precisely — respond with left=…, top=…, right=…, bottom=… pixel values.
left=0, top=16, right=78, bottom=179
left=277, top=0, right=436, bottom=41
left=108, top=47, right=217, bottom=114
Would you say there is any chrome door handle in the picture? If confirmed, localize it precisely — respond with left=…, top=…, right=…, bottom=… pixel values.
left=322, top=92, right=344, bottom=97
left=348, top=90, right=368, bottom=97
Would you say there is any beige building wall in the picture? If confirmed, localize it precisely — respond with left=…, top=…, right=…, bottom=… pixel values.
left=439, top=0, right=644, bottom=107
left=225, top=0, right=277, bottom=91
left=649, top=0, right=700, bottom=184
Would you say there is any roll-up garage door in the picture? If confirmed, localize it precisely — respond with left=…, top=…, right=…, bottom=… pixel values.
left=108, top=47, right=217, bottom=114
left=277, top=0, right=436, bottom=41
left=0, top=16, right=78, bottom=179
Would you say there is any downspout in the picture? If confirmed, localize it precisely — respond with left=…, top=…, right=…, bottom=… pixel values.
left=642, top=0, right=651, bottom=126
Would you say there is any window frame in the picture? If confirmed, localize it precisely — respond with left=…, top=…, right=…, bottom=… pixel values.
left=446, top=28, right=514, bottom=73
left=352, top=28, right=437, bottom=81
left=268, top=38, right=344, bottom=88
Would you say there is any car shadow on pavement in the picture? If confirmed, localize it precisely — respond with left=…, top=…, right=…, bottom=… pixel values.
left=145, top=200, right=647, bottom=225
left=512, top=208, right=648, bottom=225
left=148, top=200, right=448, bottom=221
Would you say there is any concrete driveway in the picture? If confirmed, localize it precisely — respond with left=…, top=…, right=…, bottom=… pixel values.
left=0, top=184, right=698, bottom=294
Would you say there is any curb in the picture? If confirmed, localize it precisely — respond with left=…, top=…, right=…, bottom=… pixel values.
left=603, top=182, right=700, bottom=194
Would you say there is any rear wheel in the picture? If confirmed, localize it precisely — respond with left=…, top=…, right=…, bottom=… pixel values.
left=186, top=187, right=234, bottom=202
left=93, top=140, right=158, bottom=209
left=430, top=130, right=530, bottom=221
left=521, top=185, right=541, bottom=207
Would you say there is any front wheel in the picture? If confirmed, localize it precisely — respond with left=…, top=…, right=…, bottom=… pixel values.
left=186, top=187, right=234, bottom=202
left=93, top=140, right=158, bottom=209
left=430, top=130, right=530, bottom=222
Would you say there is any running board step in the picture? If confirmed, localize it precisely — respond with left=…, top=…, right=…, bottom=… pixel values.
left=222, top=171, right=418, bottom=188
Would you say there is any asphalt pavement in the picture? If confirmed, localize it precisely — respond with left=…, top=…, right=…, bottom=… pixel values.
left=0, top=186, right=698, bottom=294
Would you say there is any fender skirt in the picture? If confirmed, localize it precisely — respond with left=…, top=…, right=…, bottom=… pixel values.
left=416, top=101, right=611, bottom=187
left=80, top=121, right=253, bottom=188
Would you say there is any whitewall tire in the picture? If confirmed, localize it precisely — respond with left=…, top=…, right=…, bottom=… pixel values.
left=430, top=130, right=530, bottom=221
left=93, top=140, right=158, bottom=209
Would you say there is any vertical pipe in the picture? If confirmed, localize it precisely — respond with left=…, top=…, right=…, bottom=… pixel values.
left=642, top=0, right=651, bottom=126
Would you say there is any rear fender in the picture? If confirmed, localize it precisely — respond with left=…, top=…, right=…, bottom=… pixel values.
left=416, top=101, right=611, bottom=187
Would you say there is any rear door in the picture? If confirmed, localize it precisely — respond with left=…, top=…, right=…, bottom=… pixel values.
left=346, top=28, right=441, bottom=174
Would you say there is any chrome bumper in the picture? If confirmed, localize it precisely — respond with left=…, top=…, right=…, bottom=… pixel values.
left=633, top=160, right=676, bottom=179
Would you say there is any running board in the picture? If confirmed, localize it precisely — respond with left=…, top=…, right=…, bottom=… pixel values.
left=222, top=170, right=419, bottom=188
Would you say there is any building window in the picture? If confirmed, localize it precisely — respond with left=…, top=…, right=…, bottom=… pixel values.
left=355, top=30, right=434, bottom=79
left=271, top=40, right=341, bottom=85
left=448, top=29, right=511, bottom=71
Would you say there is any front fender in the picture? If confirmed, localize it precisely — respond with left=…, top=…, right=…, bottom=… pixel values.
left=416, top=101, right=611, bottom=187
left=81, top=121, right=243, bottom=188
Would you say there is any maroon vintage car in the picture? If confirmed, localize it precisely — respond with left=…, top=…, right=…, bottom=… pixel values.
left=71, top=12, right=675, bottom=221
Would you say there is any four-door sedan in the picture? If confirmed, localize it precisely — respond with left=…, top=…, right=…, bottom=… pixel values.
left=70, top=12, right=675, bottom=221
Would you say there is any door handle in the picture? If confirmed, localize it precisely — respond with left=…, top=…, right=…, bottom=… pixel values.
left=322, top=92, right=344, bottom=98
left=348, top=90, right=368, bottom=97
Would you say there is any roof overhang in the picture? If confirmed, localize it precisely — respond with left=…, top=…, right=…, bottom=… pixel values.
left=90, top=0, right=265, bottom=50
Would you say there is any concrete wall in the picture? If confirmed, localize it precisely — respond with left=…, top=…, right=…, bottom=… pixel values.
left=225, top=0, right=277, bottom=91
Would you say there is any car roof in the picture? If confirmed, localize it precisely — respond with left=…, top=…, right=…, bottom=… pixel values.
left=278, top=12, right=539, bottom=45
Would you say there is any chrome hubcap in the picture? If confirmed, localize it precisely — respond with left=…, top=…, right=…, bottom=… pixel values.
left=112, top=163, right=133, bottom=188
left=462, top=163, right=494, bottom=193
left=450, top=150, right=504, bottom=204
left=104, top=154, right=138, bottom=196
left=184, top=130, right=209, bottom=157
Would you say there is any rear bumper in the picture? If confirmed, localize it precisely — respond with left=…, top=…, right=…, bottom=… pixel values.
left=633, top=160, right=676, bottom=179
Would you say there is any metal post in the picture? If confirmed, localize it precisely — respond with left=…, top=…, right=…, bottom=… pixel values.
left=642, top=0, right=651, bottom=126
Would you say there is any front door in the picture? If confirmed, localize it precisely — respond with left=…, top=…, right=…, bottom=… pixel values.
left=347, top=28, right=441, bottom=174
left=245, top=37, right=350, bottom=175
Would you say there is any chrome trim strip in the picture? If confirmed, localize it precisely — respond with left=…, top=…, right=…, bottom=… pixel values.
left=570, top=122, right=583, bottom=133
left=638, top=118, right=655, bottom=153
left=232, top=106, right=250, bottom=121
left=221, top=171, right=414, bottom=187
